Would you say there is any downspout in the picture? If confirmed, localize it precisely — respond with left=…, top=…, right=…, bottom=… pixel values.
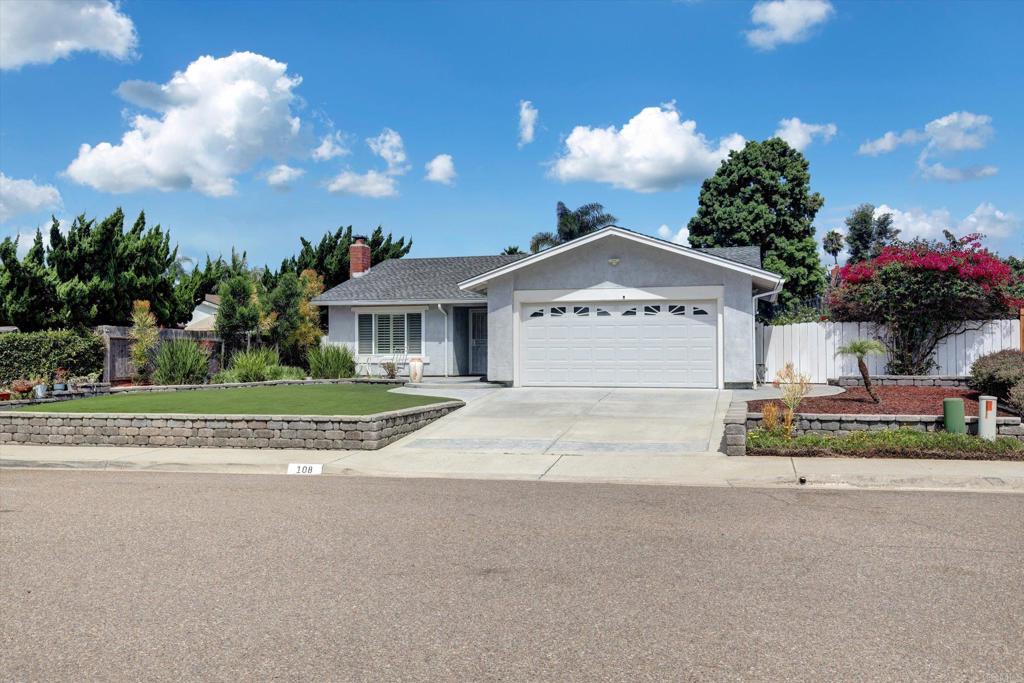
left=751, top=280, right=785, bottom=389
left=436, top=304, right=449, bottom=377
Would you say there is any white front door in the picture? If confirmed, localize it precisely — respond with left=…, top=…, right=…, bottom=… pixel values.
left=519, top=301, right=718, bottom=388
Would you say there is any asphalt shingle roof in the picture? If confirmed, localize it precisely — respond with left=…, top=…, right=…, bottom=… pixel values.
left=313, top=254, right=527, bottom=303
left=313, top=240, right=764, bottom=304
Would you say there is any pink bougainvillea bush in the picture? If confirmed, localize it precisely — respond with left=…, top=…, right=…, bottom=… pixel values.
left=828, top=235, right=1024, bottom=375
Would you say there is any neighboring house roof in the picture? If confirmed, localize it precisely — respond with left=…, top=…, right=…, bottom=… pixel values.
left=313, top=254, right=527, bottom=305
left=460, top=226, right=782, bottom=292
left=184, top=315, right=217, bottom=332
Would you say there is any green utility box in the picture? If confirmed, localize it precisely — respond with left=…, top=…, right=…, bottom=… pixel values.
left=943, top=398, right=966, bottom=434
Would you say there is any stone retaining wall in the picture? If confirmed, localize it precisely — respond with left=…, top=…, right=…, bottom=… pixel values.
left=744, top=411, right=1024, bottom=441
left=1, top=401, right=463, bottom=450
left=830, top=375, right=970, bottom=388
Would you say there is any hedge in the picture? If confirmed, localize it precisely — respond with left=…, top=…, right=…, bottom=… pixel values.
left=0, top=330, right=105, bottom=385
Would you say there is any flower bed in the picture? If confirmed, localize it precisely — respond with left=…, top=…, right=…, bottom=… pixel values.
left=748, top=386, right=1012, bottom=417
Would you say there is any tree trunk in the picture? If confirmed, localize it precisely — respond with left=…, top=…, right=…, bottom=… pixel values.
left=859, top=358, right=880, bottom=403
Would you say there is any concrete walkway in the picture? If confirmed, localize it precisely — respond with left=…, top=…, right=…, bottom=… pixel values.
left=3, top=443, right=1023, bottom=493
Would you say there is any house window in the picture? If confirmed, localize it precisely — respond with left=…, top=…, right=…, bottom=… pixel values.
left=356, top=312, right=423, bottom=355
left=644, top=305, right=661, bottom=316
left=573, top=306, right=590, bottom=316
left=529, top=308, right=544, bottom=318
left=668, top=305, right=686, bottom=316
left=550, top=306, right=566, bottom=317
left=595, top=307, right=611, bottom=317
left=692, top=307, right=709, bottom=316
left=622, top=307, right=637, bottom=316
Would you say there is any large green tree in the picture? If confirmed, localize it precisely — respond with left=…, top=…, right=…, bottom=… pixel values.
left=276, top=225, right=412, bottom=291
left=0, top=231, right=61, bottom=330
left=687, top=138, right=827, bottom=311
left=843, top=204, right=899, bottom=263
left=530, top=202, right=617, bottom=253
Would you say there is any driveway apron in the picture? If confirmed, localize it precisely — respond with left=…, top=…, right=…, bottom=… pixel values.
left=387, top=387, right=730, bottom=456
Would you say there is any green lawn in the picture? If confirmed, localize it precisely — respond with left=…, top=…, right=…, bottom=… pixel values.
left=19, top=383, right=451, bottom=416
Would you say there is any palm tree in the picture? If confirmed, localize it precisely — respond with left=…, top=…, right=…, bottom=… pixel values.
left=823, top=230, right=844, bottom=265
left=502, top=245, right=523, bottom=255
left=837, top=339, right=886, bottom=403
left=529, top=202, right=617, bottom=253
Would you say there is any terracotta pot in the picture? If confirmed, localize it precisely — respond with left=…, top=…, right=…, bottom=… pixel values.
left=0, top=391, right=10, bottom=401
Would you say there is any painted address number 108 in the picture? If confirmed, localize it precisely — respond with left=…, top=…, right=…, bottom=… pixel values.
left=287, top=463, right=323, bottom=475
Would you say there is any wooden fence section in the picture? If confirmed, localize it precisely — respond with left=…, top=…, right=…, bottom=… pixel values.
left=756, top=319, right=1021, bottom=384
left=97, top=326, right=221, bottom=383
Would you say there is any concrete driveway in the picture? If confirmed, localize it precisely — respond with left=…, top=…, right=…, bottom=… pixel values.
left=387, top=387, right=730, bottom=456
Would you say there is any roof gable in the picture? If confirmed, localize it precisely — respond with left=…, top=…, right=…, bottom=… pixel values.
left=458, top=226, right=783, bottom=291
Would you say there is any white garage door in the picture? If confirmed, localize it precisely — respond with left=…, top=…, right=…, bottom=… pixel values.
left=520, top=301, right=718, bottom=388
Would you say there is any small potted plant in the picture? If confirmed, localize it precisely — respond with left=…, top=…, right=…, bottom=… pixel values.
left=31, top=376, right=48, bottom=399
left=0, top=386, right=10, bottom=401
left=53, top=367, right=69, bottom=392
left=10, top=379, right=35, bottom=399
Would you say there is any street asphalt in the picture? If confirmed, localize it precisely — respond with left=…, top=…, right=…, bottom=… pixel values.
left=2, top=470, right=1022, bottom=682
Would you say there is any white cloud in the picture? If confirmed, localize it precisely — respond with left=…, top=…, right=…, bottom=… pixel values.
left=264, top=164, right=304, bottom=190
left=745, top=0, right=834, bottom=50
left=657, top=224, right=690, bottom=246
left=774, top=117, right=836, bottom=151
left=424, top=154, right=456, bottom=185
left=858, top=111, right=998, bottom=182
left=65, top=51, right=303, bottom=197
left=367, top=128, right=408, bottom=175
left=0, top=173, right=62, bottom=223
left=312, top=132, right=348, bottom=161
left=874, top=202, right=1018, bottom=241
left=326, top=170, right=397, bottom=198
left=0, top=0, right=137, bottom=70
left=958, top=202, right=1018, bottom=239
left=857, top=130, right=923, bottom=156
left=550, top=104, right=745, bottom=193
left=518, top=100, right=538, bottom=148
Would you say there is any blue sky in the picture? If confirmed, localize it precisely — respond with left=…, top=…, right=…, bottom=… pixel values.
left=1, top=0, right=1021, bottom=269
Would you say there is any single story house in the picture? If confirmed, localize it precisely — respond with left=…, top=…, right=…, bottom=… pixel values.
left=185, top=294, right=221, bottom=332
left=312, top=227, right=783, bottom=388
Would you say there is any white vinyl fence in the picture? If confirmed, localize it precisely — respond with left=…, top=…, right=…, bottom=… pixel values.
left=756, top=319, right=1021, bottom=384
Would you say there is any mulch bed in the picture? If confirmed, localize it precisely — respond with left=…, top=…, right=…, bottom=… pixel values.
left=750, top=448, right=1024, bottom=462
left=748, top=386, right=1013, bottom=417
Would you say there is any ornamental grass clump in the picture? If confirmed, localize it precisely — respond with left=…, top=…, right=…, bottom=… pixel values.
left=837, top=339, right=887, bottom=403
left=128, top=300, right=159, bottom=383
left=773, top=363, right=812, bottom=438
left=308, top=344, right=355, bottom=379
left=152, top=340, right=210, bottom=386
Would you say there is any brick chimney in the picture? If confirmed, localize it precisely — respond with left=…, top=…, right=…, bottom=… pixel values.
left=349, top=236, right=371, bottom=278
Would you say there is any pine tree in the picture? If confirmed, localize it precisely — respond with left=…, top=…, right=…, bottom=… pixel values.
left=687, top=138, right=826, bottom=310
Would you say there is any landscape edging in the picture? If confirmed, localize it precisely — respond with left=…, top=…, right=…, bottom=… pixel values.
left=0, top=400, right=464, bottom=451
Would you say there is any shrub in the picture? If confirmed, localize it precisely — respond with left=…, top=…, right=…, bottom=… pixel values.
left=211, top=369, right=239, bottom=384
left=269, top=365, right=307, bottom=380
left=1008, top=381, right=1024, bottom=413
left=773, top=363, right=811, bottom=437
left=0, top=330, right=105, bottom=385
left=380, top=361, right=398, bottom=379
left=828, top=235, right=1024, bottom=374
left=308, top=345, right=355, bottom=379
left=128, top=300, right=159, bottom=381
left=969, top=349, right=1024, bottom=399
left=228, top=347, right=280, bottom=383
left=152, top=340, right=210, bottom=386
